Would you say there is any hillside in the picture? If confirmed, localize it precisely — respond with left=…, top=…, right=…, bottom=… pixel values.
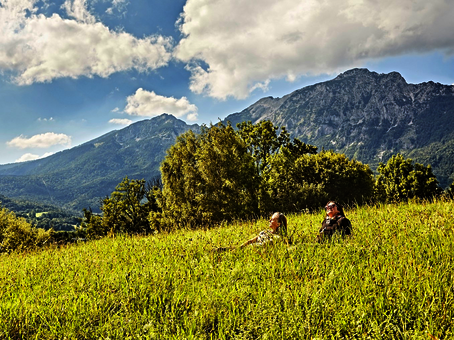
left=225, top=68, right=454, bottom=187
left=1, top=201, right=453, bottom=338
left=0, top=114, right=199, bottom=212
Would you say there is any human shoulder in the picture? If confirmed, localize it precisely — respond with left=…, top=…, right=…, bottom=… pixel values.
left=338, top=216, right=351, bottom=225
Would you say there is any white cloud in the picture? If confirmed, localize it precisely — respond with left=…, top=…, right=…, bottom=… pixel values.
left=106, top=0, right=128, bottom=16
left=186, top=113, right=198, bottom=122
left=109, top=118, right=132, bottom=125
left=124, top=88, right=198, bottom=120
left=0, top=0, right=172, bottom=85
left=176, top=0, right=454, bottom=99
left=7, top=132, right=72, bottom=149
left=15, top=152, right=54, bottom=163
left=62, top=0, right=96, bottom=24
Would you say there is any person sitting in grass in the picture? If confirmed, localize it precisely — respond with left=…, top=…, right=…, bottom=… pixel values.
left=240, top=212, right=288, bottom=247
left=317, top=201, right=352, bottom=242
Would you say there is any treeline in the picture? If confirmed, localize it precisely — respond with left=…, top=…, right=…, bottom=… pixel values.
left=1, top=120, right=453, bottom=252
left=82, top=121, right=453, bottom=238
left=0, top=195, right=80, bottom=231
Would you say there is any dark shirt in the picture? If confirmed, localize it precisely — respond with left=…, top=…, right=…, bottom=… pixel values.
left=319, top=214, right=352, bottom=238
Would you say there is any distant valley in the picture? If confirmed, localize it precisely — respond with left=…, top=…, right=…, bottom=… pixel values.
left=1, top=68, right=453, bottom=213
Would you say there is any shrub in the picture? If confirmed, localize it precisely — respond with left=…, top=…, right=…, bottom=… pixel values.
left=0, top=208, right=53, bottom=253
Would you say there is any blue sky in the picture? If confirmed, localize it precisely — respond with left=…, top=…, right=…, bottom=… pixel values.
left=1, top=0, right=454, bottom=165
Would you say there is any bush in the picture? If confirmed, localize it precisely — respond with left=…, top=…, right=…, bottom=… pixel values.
left=0, top=208, right=53, bottom=253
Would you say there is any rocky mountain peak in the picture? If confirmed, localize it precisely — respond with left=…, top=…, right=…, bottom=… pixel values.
left=333, top=68, right=379, bottom=80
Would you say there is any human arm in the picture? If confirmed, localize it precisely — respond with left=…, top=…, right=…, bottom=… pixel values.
left=240, top=235, right=259, bottom=248
left=337, top=217, right=352, bottom=236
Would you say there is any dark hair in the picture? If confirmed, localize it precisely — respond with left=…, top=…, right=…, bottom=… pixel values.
left=324, top=201, right=345, bottom=217
left=276, top=212, right=287, bottom=237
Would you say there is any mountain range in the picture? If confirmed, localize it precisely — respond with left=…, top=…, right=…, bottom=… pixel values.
left=1, top=68, right=453, bottom=212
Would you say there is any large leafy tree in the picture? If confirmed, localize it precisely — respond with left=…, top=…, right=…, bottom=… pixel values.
left=375, top=154, right=442, bottom=202
left=237, top=121, right=317, bottom=174
left=267, top=150, right=374, bottom=211
left=155, top=122, right=259, bottom=229
left=237, top=121, right=318, bottom=212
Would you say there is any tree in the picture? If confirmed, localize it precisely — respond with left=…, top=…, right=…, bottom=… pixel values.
left=375, top=154, right=442, bottom=202
left=267, top=150, right=374, bottom=211
left=84, top=177, right=159, bottom=238
left=237, top=121, right=317, bottom=174
left=154, top=122, right=259, bottom=229
left=237, top=120, right=318, bottom=213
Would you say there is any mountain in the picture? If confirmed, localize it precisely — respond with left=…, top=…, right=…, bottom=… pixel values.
left=1, top=68, right=453, bottom=212
left=225, top=68, right=454, bottom=187
left=0, top=114, right=199, bottom=212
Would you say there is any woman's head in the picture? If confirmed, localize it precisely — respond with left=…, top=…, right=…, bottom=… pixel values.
left=269, top=212, right=287, bottom=236
left=325, top=201, right=345, bottom=218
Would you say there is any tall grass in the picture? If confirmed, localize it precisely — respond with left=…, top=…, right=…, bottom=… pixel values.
left=0, top=200, right=453, bottom=339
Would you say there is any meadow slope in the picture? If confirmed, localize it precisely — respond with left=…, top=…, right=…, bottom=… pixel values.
left=0, top=201, right=453, bottom=339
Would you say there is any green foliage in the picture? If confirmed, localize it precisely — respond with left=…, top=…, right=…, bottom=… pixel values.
left=155, top=120, right=319, bottom=230
left=446, top=179, right=454, bottom=199
left=0, top=194, right=80, bottom=231
left=267, top=150, right=374, bottom=211
left=237, top=121, right=317, bottom=173
left=156, top=123, right=259, bottom=229
left=84, top=177, right=159, bottom=238
left=0, top=201, right=453, bottom=338
left=0, top=208, right=53, bottom=253
left=375, top=154, right=443, bottom=202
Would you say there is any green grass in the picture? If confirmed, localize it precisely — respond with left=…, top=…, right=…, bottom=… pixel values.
left=1, top=200, right=453, bottom=339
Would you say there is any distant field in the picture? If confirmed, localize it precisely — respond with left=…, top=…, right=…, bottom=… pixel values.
left=0, top=200, right=453, bottom=339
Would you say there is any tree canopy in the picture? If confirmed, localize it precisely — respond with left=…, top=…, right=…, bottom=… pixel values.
left=375, top=154, right=442, bottom=202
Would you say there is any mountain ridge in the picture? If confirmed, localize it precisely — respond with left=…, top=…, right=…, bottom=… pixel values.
left=225, top=68, right=454, bottom=182
left=0, top=114, right=200, bottom=211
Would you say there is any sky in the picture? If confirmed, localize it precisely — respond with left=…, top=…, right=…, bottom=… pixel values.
left=1, top=0, right=454, bottom=165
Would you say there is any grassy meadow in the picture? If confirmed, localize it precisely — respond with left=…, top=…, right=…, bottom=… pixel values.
left=0, top=200, right=453, bottom=339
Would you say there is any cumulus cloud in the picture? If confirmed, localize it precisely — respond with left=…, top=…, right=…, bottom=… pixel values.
left=16, top=152, right=54, bottom=162
left=0, top=0, right=172, bottom=85
left=175, top=0, right=454, bottom=99
left=7, top=132, right=72, bottom=149
left=109, top=118, right=132, bottom=125
left=124, top=88, right=198, bottom=120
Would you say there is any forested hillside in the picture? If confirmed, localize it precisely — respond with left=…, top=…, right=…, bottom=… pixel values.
left=0, top=114, right=199, bottom=212
left=0, top=194, right=80, bottom=231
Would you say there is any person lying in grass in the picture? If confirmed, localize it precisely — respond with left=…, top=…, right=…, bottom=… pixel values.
left=317, top=201, right=352, bottom=242
left=213, top=212, right=288, bottom=252
left=240, top=212, right=288, bottom=247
